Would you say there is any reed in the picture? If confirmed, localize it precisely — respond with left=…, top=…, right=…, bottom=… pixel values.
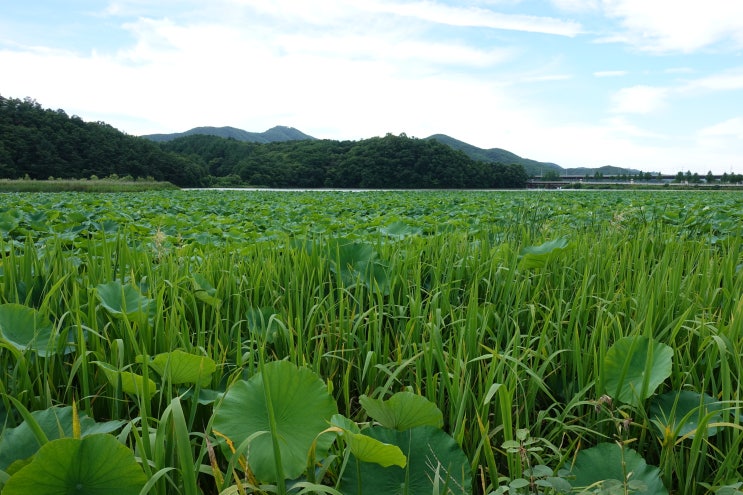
left=0, top=190, right=741, bottom=494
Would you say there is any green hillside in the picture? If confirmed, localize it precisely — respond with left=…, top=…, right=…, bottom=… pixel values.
left=427, top=134, right=563, bottom=176
left=142, top=125, right=315, bottom=143
left=0, top=96, right=207, bottom=187
left=0, top=96, right=528, bottom=188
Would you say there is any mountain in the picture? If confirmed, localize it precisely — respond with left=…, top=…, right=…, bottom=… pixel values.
left=427, top=134, right=642, bottom=177
left=0, top=96, right=208, bottom=187
left=142, top=125, right=316, bottom=143
left=426, top=134, right=563, bottom=177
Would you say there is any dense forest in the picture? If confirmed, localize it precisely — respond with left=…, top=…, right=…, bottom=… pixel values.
left=162, top=134, right=528, bottom=188
left=0, top=96, right=205, bottom=187
left=0, top=95, right=528, bottom=188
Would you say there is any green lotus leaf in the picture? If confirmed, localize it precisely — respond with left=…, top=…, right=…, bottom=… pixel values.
left=245, top=306, right=284, bottom=343
left=602, top=336, right=673, bottom=406
left=519, top=237, right=569, bottom=269
left=0, top=406, right=125, bottom=470
left=379, top=221, right=422, bottom=239
left=0, top=210, right=21, bottom=235
left=2, top=434, right=147, bottom=495
left=98, top=362, right=158, bottom=397
left=140, top=349, right=216, bottom=387
left=359, top=392, right=444, bottom=430
left=339, top=425, right=472, bottom=495
left=95, top=280, right=155, bottom=319
left=0, top=303, right=56, bottom=356
left=570, top=442, right=668, bottom=494
left=327, top=238, right=389, bottom=292
left=192, top=273, right=222, bottom=307
left=649, top=390, right=722, bottom=438
left=212, top=360, right=338, bottom=482
left=329, top=415, right=406, bottom=468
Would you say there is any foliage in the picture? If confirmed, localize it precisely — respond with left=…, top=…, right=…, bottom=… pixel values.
left=570, top=443, right=667, bottom=494
left=2, top=434, right=147, bottom=495
left=162, top=132, right=529, bottom=188
left=0, top=190, right=742, bottom=495
left=0, top=96, right=206, bottom=186
left=1, top=95, right=529, bottom=189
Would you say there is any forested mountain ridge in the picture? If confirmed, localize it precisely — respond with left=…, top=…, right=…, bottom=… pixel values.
left=426, top=134, right=563, bottom=177
left=0, top=96, right=206, bottom=186
left=143, top=125, right=315, bottom=143
left=0, top=95, right=528, bottom=188
left=160, top=133, right=529, bottom=188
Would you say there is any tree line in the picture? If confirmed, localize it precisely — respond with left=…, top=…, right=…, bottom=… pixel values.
left=161, top=133, right=528, bottom=188
left=0, top=96, right=204, bottom=186
left=0, top=95, right=528, bottom=188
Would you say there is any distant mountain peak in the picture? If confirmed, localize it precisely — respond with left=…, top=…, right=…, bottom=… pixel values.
left=141, top=125, right=316, bottom=143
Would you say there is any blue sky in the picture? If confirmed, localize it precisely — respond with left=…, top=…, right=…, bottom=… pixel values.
left=2, top=0, right=742, bottom=173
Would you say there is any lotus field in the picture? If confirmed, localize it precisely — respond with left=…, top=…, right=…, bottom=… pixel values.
left=1, top=189, right=742, bottom=495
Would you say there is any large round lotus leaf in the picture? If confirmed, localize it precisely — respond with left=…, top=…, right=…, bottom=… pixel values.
left=359, top=391, right=443, bottom=430
left=95, top=280, right=154, bottom=319
left=519, top=237, right=569, bottom=269
left=2, top=434, right=147, bottom=495
left=602, top=336, right=673, bottom=406
left=212, top=360, right=338, bottom=482
left=570, top=443, right=667, bottom=494
left=140, top=349, right=216, bottom=387
left=0, top=303, right=55, bottom=356
left=649, top=390, right=722, bottom=438
left=339, top=425, right=472, bottom=495
left=0, top=406, right=125, bottom=470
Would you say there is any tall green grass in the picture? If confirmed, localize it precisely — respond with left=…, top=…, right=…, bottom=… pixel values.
left=0, top=191, right=741, bottom=494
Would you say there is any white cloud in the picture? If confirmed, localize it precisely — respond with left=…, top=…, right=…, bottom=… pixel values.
left=698, top=117, right=743, bottom=140
left=603, top=116, right=668, bottom=139
left=365, top=1, right=584, bottom=36
left=223, top=0, right=583, bottom=36
left=522, top=74, right=573, bottom=82
left=593, top=70, right=627, bottom=77
left=682, top=69, right=743, bottom=92
left=550, top=0, right=599, bottom=13
left=611, top=85, right=669, bottom=114
left=600, top=0, right=743, bottom=52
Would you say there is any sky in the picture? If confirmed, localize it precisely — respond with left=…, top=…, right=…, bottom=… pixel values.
left=2, top=1, right=743, bottom=174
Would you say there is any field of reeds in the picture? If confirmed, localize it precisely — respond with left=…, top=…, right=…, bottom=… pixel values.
left=0, top=190, right=741, bottom=495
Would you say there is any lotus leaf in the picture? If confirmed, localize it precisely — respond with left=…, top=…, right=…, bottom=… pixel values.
left=192, top=273, right=222, bottom=307
left=569, top=442, right=667, bottom=494
left=602, top=336, right=673, bottom=406
left=329, top=414, right=406, bottom=468
left=95, top=280, right=154, bottom=320
left=519, top=237, right=569, bottom=269
left=245, top=306, right=284, bottom=343
left=339, top=425, right=471, bottom=495
left=98, top=362, right=158, bottom=396
left=139, top=349, right=217, bottom=387
left=0, top=406, right=125, bottom=470
left=212, top=360, right=338, bottom=482
left=649, top=390, right=722, bottom=438
left=0, top=303, right=56, bottom=357
left=359, top=391, right=444, bottom=430
left=379, top=221, right=422, bottom=238
left=2, top=434, right=147, bottom=495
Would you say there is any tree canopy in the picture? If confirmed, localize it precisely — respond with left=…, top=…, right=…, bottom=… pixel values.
left=0, top=96, right=207, bottom=187
left=1, top=96, right=528, bottom=189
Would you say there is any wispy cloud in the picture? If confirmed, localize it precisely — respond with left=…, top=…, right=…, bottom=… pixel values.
left=611, top=85, right=669, bottom=114
left=522, top=74, right=573, bottom=83
left=681, top=68, right=743, bottom=92
left=600, top=0, right=743, bottom=52
left=593, top=70, right=628, bottom=78
left=363, top=1, right=584, bottom=36
left=698, top=117, right=743, bottom=139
